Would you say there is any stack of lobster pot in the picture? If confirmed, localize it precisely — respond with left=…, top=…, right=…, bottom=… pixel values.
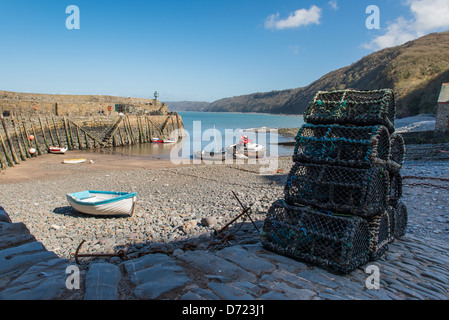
left=261, top=89, right=407, bottom=274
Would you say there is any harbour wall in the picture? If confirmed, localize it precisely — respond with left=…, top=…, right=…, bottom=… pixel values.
left=0, top=113, right=185, bottom=172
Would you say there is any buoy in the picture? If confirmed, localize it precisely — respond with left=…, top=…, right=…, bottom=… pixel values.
left=29, top=135, right=34, bottom=141
left=29, top=148, right=36, bottom=155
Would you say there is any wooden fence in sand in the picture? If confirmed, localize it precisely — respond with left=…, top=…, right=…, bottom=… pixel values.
left=0, top=113, right=185, bottom=171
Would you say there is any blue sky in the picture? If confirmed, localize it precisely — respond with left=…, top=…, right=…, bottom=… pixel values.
left=1, top=0, right=448, bottom=102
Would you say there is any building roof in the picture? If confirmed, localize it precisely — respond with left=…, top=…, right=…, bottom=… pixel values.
left=438, top=83, right=449, bottom=104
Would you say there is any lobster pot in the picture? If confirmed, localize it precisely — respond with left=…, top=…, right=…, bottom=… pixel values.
left=284, top=162, right=390, bottom=218
left=261, top=200, right=370, bottom=274
left=304, top=89, right=396, bottom=133
left=390, top=201, right=408, bottom=239
left=293, top=124, right=391, bottom=167
left=389, top=172, right=403, bottom=201
left=368, top=211, right=392, bottom=261
left=389, top=133, right=405, bottom=171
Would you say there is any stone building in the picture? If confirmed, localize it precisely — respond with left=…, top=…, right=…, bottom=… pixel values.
left=435, top=83, right=449, bottom=132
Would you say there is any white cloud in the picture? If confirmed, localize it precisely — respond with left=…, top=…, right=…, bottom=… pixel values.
left=329, top=0, right=338, bottom=11
left=409, top=0, right=449, bottom=32
left=265, top=6, right=322, bottom=30
left=364, top=0, right=449, bottom=50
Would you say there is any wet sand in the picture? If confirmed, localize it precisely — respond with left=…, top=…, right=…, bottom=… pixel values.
left=0, top=150, right=185, bottom=185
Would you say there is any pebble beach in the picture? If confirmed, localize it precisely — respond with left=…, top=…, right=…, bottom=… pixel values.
left=2, top=115, right=449, bottom=301
left=1, top=114, right=448, bottom=262
left=0, top=150, right=292, bottom=261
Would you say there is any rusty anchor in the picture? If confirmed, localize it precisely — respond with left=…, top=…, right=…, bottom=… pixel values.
left=73, top=240, right=129, bottom=265
left=215, top=191, right=260, bottom=236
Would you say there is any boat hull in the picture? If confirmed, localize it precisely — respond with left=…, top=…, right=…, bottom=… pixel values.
left=194, top=151, right=227, bottom=161
left=63, top=158, right=87, bottom=164
left=49, top=147, right=68, bottom=154
left=66, top=190, right=137, bottom=217
left=226, top=144, right=267, bottom=159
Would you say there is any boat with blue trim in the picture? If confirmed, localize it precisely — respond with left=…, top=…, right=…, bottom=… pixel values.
left=66, top=190, right=137, bottom=217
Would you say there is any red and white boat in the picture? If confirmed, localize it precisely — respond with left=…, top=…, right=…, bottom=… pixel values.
left=49, top=146, right=68, bottom=154
left=152, top=137, right=177, bottom=144
left=152, top=137, right=164, bottom=143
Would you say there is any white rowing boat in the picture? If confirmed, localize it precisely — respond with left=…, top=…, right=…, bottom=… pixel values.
left=63, top=158, right=87, bottom=164
left=66, top=190, right=138, bottom=217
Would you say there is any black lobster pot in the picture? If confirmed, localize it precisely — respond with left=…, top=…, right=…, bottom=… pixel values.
left=261, top=200, right=370, bottom=274
left=284, top=162, right=390, bottom=218
left=389, top=132, right=406, bottom=172
left=293, top=124, right=391, bottom=168
left=389, top=201, right=408, bottom=239
left=367, top=211, right=392, bottom=261
left=304, top=89, right=396, bottom=133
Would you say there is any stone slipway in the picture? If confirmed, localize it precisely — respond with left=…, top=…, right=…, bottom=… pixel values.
left=1, top=209, right=449, bottom=300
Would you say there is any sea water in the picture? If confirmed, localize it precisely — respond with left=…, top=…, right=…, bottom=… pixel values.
left=102, top=112, right=304, bottom=159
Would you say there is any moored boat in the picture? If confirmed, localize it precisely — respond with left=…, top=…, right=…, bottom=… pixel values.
left=226, top=135, right=266, bottom=159
left=152, top=137, right=164, bottom=143
left=63, top=158, right=87, bottom=164
left=49, top=146, right=68, bottom=154
left=193, top=149, right=227, bottom=161
left=66, top=190, right=138, bottom=217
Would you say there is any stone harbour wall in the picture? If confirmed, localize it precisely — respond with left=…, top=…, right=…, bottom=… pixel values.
left=0, top=113, right=185, bottom=171
left=0, top=90, right=169, bottom=117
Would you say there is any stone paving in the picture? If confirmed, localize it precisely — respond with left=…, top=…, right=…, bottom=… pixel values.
left=1, top=207, right=449, bottom=301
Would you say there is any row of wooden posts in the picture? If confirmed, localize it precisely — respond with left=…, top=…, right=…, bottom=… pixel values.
left=0, top=113, right=184, bottom=171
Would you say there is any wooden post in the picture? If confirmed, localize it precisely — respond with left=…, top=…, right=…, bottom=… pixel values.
left=30, top=122, right=42, bottom=155
left=137, top=116, right=143, bottom=143
left=63, top=117, right=72, bottom=150
left=46, top=118, right=56, bottom=146
left=146, top=117, right=164, bottom=137
left=69, top=121, right=105, bottom=148
left=126, top=116, right=135, bottom=144
left=11, top=117, right=26, bottom=161
left=76, top=125, right=83, bottom=150
left=146, top=117, right=151, bottom=141
left=67, top=119, right=75, bottom=149
left=22, top=121, right=33, bottom=152
left=0, top=131, right=14, bottom=167
left=52, top=117, right=62, bottom=147
left=123, top=119, right=131, bottom=145
left=84, top=131, right=89, bottom=149
left=38, top=117, right=50, bottom=151
left=0, top=145, right=8, bottom=169
left=1, top=115, right=20, bottom=164
left=118, top=126, right=125, bottom=146
left=18, top=117, right=31, bottom=158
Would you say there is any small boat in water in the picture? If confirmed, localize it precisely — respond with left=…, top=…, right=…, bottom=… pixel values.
left=49, top=146, right=68, bottom=154
left=66, top=190, right=138, bottom=217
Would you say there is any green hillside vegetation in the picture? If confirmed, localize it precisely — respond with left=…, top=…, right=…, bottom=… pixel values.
left=207, top=88, right=301, bottom=114
left=205, top=31, right=449, bottom=117
left=164, top=101, right=211, bottom=112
